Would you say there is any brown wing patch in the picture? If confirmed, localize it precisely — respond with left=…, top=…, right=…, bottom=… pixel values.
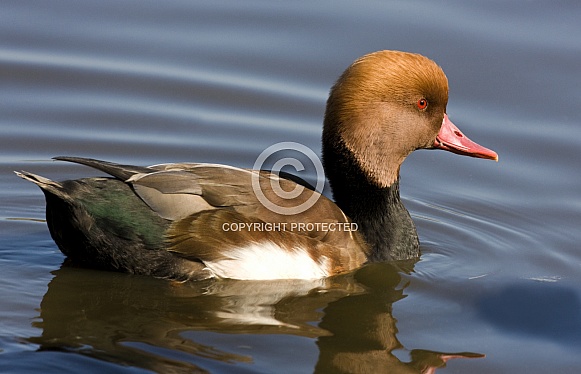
left=166, top=209, right=368, bottom=276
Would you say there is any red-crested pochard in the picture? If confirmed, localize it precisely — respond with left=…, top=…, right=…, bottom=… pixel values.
left=17, top=50, right=497, bottom=281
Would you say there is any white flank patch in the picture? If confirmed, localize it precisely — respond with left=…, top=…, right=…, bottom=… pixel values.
left=203, top=242, right=330, bottom=280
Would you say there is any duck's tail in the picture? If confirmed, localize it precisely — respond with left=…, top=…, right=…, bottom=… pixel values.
left=14, top=171, right=71, bottom=201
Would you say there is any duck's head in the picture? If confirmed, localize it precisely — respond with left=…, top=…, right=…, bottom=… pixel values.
left=323, top=50, right=497, bottom=188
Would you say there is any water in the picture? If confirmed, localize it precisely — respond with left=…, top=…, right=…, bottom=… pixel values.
left=1, top=1, right=581, bottom=372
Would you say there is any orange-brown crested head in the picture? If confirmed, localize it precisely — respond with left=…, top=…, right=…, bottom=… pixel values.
left=323, top=50, right=450, bottom=187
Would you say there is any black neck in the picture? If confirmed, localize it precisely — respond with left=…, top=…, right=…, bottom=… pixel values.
left=322, top=138, right=419, bottom=261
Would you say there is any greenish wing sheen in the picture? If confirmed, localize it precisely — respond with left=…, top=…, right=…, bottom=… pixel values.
left=77, top=179, right=170, bottom=250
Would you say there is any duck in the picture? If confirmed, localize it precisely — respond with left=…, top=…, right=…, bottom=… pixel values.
left=16, top=50, right=497, bottom=281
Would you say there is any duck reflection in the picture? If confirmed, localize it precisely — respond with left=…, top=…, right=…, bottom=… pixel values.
left=29, top=260, right=483, bottom=373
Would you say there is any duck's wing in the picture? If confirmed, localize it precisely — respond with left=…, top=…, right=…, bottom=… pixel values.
left=53, top=157, right=355, bottom=238
left=53, top=157, right=257, bottom=220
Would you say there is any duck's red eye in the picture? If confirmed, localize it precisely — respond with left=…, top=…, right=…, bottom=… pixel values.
left=417, top=98, right=428, bottom=110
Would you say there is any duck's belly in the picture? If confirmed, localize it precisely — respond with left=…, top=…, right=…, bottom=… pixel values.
left=203, top=241, right=332, bottom=280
